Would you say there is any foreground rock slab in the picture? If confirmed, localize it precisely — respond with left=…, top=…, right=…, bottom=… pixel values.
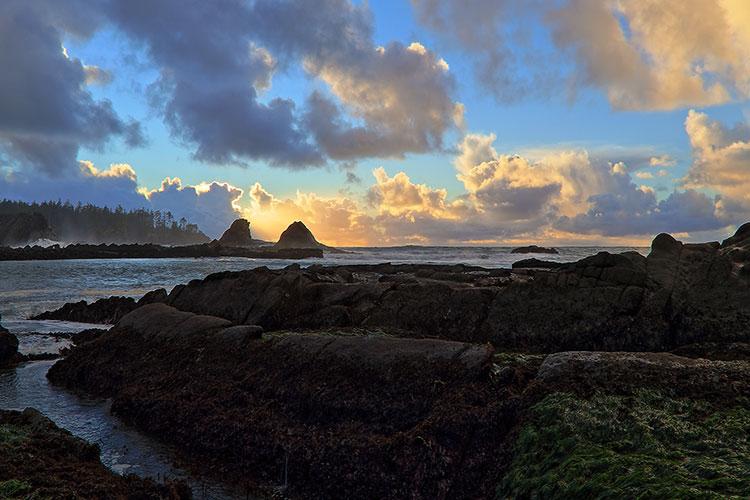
left=0, top=408, right=189, bottom=499
left=49, top=304, right=513, bottom=499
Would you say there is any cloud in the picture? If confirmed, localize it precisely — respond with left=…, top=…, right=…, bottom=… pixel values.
left=683, top=109, right=750, bottom=209
left=413, top=0, right=750, bottom=110
left=0, top=161, right=145, bottom=209
left=249, top=0, right=462, bottom=160
left=107, top=0, right=322, bottom=168
left=143, top=177, right=244, bottom=238
left=0, top=1, right=143, bottom=176
left=98, top=0, right=460, bottom=168
left=0, top=160, right=243, bottom=239
left=83, top=65, right=114, bottom=86
left=410, top=0, right=550, bottom=101
left=650, top=155, right=677, bottom=168
left=247, top=182, right=373, bottom=245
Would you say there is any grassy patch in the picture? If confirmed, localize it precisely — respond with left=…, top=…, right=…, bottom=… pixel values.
left=0, top=480, right=32, bottom=498
left=498, top=390, right=750, bottom=499
left=0, top=424, right=28, bottom=445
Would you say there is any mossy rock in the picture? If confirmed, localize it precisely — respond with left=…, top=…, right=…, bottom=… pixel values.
left=498, top=390, right=750, bottom=499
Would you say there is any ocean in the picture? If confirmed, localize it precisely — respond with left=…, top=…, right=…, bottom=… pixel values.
left=0, top=245, right=647, bottom=351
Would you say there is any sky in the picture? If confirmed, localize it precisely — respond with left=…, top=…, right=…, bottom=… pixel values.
left=1, top=0, right=749, bottom=245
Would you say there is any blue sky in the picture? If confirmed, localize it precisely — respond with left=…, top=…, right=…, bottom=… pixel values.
left=2, top=1, right=749, bottom=244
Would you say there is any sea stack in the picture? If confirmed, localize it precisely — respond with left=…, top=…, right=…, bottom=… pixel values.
left=275, top=221, right=331, bottom=250
left=218, top=218, right=256, bottom=247
left=511, top=245, right=559, bottom=254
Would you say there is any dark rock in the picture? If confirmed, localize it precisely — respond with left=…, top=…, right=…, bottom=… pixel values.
left=275, top=220, right=319, bottom=248
left=671, top=342, right=750, bottom=361
left=536, top=351, right=750, bottom=403
left=71, top=328, right=109, bottom=346
left=0, top=213, right=55, bottom=246
left=0, top=328, right=19, bottom=367
left=136, top=288, right=168, bottom=306
left=0, top=408, right=189, bottom=498
left=217, top=218, right=257, bottom=247
left=722, top=222, right=750, bottom=248
left=31, top=296, right=138, bottom=325
left=49, top=305, right=505, bottom=499
left=0, top=241, right=322, bottom=261
left=511, top=245, right=559, bottom=254
left=512, top=258, right=563, bottom=269
left=217, top=325, right=264, bottom=346
left=274, top=220, right=343, bottom=253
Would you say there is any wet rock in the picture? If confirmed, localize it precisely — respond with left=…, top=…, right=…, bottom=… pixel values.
left=670, top=342, right=750, bottom=361
left=536, top=351, right=750, bottom=402
left=31, top=296, right=138, bottom=325
left=137, top=288, right=168, bottom=306
left=511, top=258, right=563, bottom=269
left=216, top=324, right=263, bottom=347
left=511, top=245, right=558, bottom=254
left=0, top=408, right=189, bottom=498
left=49, top=306, right=508, bottom=499
left=71, top=328, right=109, bottom=346
left=0, top=326, right=18, bottom=368
left=117, top=303, right=231, bottom=340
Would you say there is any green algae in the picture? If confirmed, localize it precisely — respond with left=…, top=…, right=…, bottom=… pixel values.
left=0, top=479, right=32, bottom=498
left=498, top=390, right=750, bottom=499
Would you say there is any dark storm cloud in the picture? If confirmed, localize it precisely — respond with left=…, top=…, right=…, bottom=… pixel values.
left=0, top=0, right=143, bottom=175
left=106, top=0, right=323, bottom=168
left=557, top=188, right=728, bottom=237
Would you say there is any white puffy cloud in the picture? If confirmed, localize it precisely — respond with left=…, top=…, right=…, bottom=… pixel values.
left=142, top=178, right=244, bottom=238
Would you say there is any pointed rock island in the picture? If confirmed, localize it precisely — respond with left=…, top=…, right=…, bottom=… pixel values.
left=274, top=220, right=345, bottom=253
left=217, top=218, right=262, bottom=247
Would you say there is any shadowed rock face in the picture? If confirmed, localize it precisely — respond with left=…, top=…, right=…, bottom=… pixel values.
left=0, top=312, right=18, bottom=367
left=0, top=213, right=55, bottom=246
left=274, top=221, right=326, bottom=250
left=217, top=218, right=256, bottom=247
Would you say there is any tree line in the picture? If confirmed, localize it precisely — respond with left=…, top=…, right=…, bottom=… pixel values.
left=0, top=199, right=210, bottom=245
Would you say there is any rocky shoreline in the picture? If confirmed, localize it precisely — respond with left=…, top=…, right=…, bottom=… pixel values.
left=0, top=241, right=322, bottom=261
left=25, top=224, right=750, bottom=497
left=0, top=408, right=189, bottom=498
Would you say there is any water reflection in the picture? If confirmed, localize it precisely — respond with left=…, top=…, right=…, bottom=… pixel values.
left=0, top=361, right=241, bottom=499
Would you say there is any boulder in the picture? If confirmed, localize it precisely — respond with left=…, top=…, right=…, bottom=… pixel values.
left=511, top=245, right=558, bottom=254
left=217, top=218, right=257, bottom=247
left=0, top=314, right=18, bottom=367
